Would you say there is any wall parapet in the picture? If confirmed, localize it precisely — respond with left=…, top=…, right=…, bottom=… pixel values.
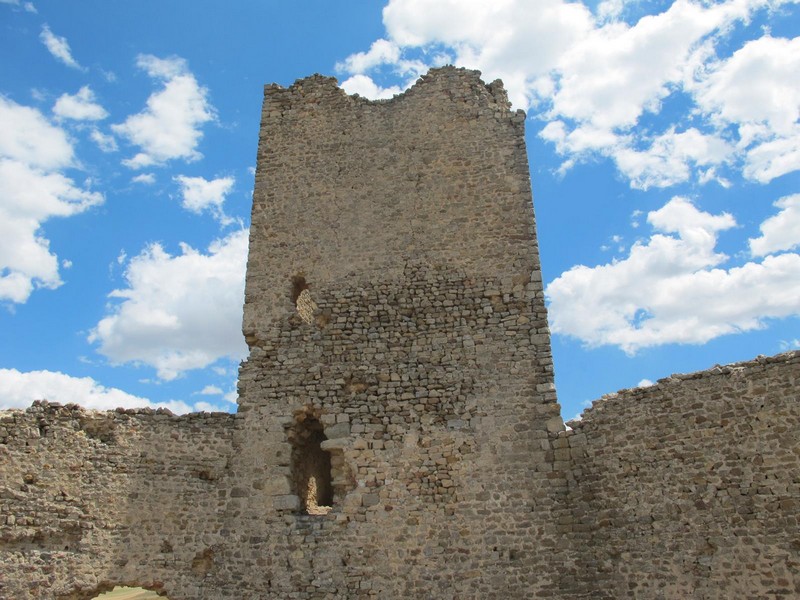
left=570, top=350, right=800, bottom=428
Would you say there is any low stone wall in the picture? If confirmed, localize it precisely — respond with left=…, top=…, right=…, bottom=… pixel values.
left=561, top=351, right=800, bottom=598
left=0, top=402, right=236, bottom=600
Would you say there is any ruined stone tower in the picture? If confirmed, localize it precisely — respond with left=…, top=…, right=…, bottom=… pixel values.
left=1, top=67, right=798, bottom=600
left=227, top=66, right=568, bottom=597
left=220, top=68, right=563, bottom=598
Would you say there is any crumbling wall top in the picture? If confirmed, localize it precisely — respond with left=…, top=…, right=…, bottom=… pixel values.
left=263, top=66, right=515, bottom=114
left=568, top=349, right=800, bottom=429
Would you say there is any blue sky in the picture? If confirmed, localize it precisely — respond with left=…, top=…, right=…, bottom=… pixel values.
left=0, top=0, right=798, bottom=422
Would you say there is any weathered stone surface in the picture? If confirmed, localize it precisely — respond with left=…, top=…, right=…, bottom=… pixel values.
left=0, top=67, right=798, bottom=599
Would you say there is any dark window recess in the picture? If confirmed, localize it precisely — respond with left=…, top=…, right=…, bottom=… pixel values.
left=290, top=415, right=333, bottom=514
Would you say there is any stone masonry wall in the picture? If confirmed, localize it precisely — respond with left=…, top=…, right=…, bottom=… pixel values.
left=0, top=402, right=236, bottom=600
left=1, top=67, right=798, bottom=599
left=561, top=351, right=800, bottom=598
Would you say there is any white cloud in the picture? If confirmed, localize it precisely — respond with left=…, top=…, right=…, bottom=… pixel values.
left=174, top=174, right=235, bottom=222
left=112, top=54, right=215, bottom=168
left=637, top=378, right=655, bottom=387
left=695, top=35, right=800, bottom=184
left=0, top=95, right=74, bottom=170
left=137, top=54, right=188, bottom=79
left=749, top=194, right=800, bottom=257
left=0, top=97, right=102, bottom=303
left=90, top=128, right=117, bottom=152
left=53, top=86, right=108, bottom=121
left=546, top=197, right=800, bottom=353
left=340, top=75, right=404, bottom=99
left=336, top=39, right=401, bottom=74
left=0, top=368, right=195, bottom=413
left=697, top=36, right=799, bottom=137
left=197, top=385, right=223, bottom=395
left=132, top=173, right=155, bottom=185
left=540, top=0, right=773, bottom=183
left=89, top=229, right=249, bottom=381
left=39, top=25, right=83, bottom=70
left=612, top=128, right=733, bottom=189
left=740, top=128, right=800, bottom=183
left=0, top=160, right=103, bottom=302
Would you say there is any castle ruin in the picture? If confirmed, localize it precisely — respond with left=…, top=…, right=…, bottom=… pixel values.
left=1, top=67, right=798, bottom=599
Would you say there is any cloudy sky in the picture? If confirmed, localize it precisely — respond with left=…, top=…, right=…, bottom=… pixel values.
left=1, top=0, right=798, bottom=421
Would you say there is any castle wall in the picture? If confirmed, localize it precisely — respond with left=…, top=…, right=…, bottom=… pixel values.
left=563, top=352, right=800, bottom=598
left=0, top=402, right=236, bottom=600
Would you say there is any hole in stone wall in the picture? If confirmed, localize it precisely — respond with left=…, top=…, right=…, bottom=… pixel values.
left=289, top=413, right=333, bottom=515
left=295, top=289, right=317, bottom=324
left=290, top=274, right=317, bottom=324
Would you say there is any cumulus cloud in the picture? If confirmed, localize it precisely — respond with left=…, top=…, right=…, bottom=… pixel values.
left=39, top=25, right=83, bottom=70
left=612, top=128, right=733, bottom=190
left=197, top=385, right=223, bottom=395
left=0, top=96, right=74, bottom=170
left=340, top=74, right=404, bottom=100
left=0, top=368, right=197, bottom=413
left=112, top=54, right=215, bottom=169
left=695, top=35, right=800, bottom=184
left=90, top=128, right=117, bottom=152
left=336, top=0, right=799, bottom=187
left=696, top=36, right=799, bottom=135
left=89, top=229, right=249, bottom=381
left=174, top=174, right=235, bottom=222
left=540, top=0, right=785, bottom=184
left=132, top=173, right=155, bottom=185
left=546, top=197, right=800, bottom=353
left=0, top=161, right=103, bottom=302
left=337, top=39, right=402, bottom=74
left=749, top=194, right=800, bottom=257
left=0, top=97, right=102, bottom=303
left=53, top=86, right=108, bottom=121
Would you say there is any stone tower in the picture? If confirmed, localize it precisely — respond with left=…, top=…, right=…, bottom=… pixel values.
left=224, top=66, right=568, bottom=597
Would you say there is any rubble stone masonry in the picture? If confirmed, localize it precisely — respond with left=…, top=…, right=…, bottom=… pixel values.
left=1, top=67, right=798, bottom=599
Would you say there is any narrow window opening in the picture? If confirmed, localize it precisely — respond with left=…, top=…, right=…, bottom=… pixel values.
left=290, top=414, right=333, bottom=515
left=290, top=274, right=316, bottom=324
